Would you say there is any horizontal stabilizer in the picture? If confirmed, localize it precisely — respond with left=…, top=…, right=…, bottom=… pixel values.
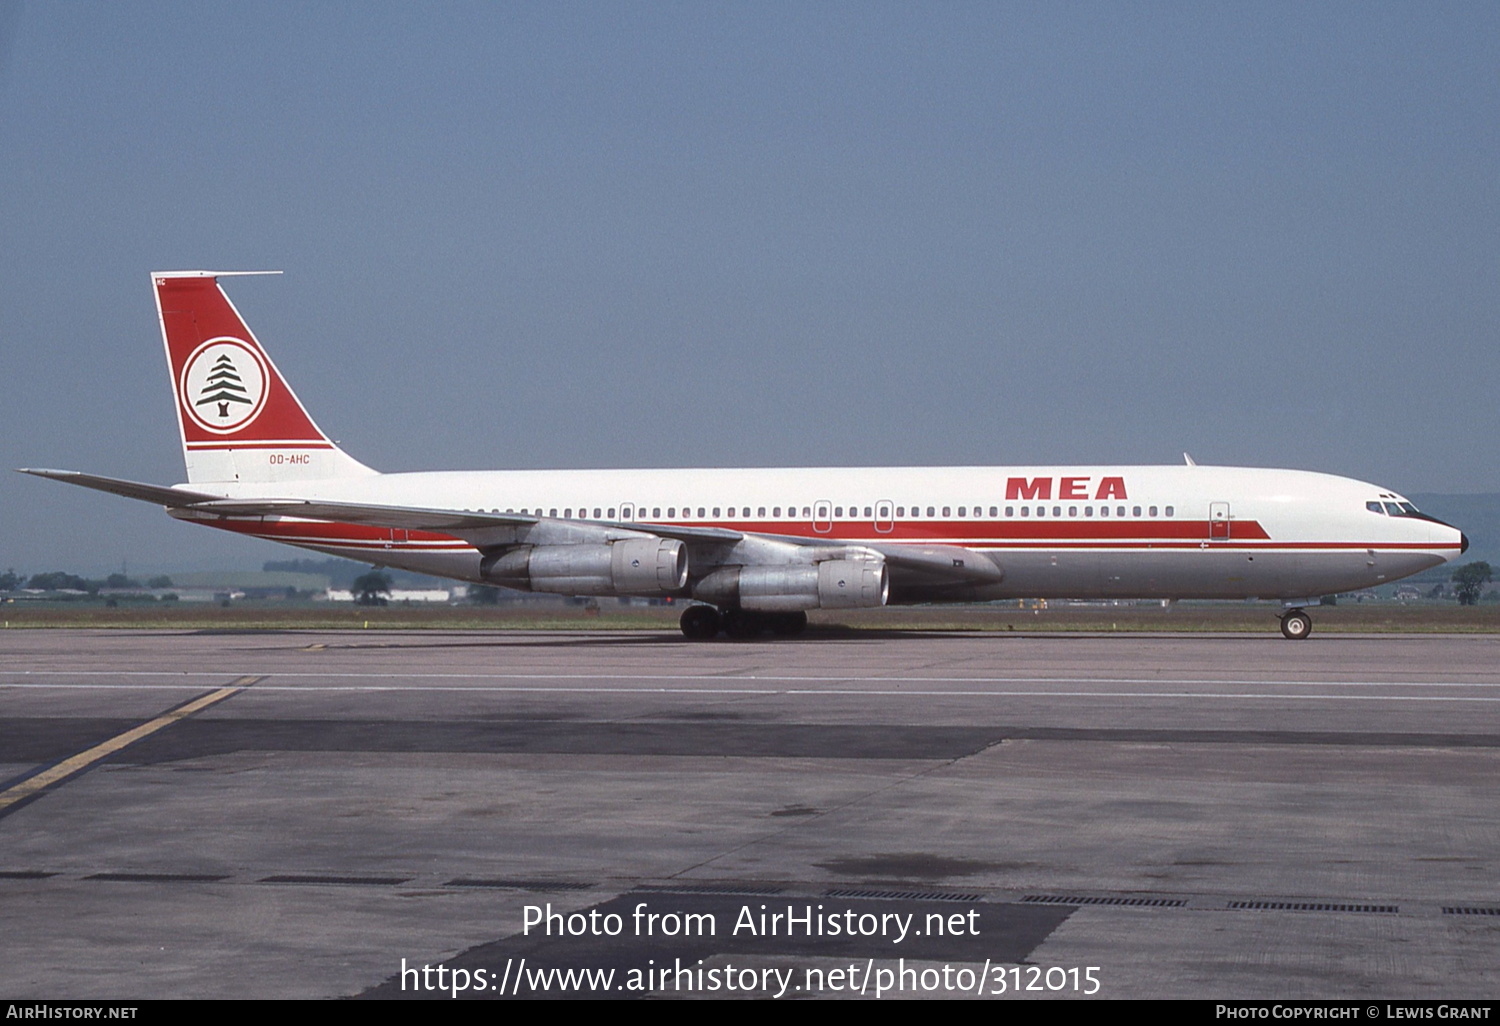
left=16, top=469, right=223, bottom=507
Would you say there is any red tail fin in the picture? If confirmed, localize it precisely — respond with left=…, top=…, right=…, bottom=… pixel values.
left=153, top=271, right=375, bottom=484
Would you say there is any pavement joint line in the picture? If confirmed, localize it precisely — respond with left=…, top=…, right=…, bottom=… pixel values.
left=4, top=681, right=1500, bottom=702
left=6, top=670, right=1499, bottom=687
left=0, top=675, right=265, bottom=816
left=1, top=870, right=1488, bottom=918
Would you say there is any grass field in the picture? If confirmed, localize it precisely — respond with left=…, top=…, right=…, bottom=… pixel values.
left=3, top=600, right=1498, bottom=633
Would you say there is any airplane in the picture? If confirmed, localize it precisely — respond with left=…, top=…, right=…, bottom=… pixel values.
left=20, top=270, right=1468, bottom=641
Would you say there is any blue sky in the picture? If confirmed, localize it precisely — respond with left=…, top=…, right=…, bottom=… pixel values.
left=1, top=2, right=1496, bottom=573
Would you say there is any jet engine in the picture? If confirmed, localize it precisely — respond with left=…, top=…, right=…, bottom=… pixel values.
left=692, top=559, right=889, bottom=611
left=480, top=538, right=688, bottom=596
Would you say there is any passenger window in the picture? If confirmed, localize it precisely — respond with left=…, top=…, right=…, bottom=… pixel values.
left=897, top=506, right=905, bottom=517
left=1068, top=506, right=1077, bottom=517
left=757, top=507, right=765, bottom=517
left=713, top=507, right=721, bottom=517
left=1020, top=507, right=1029, bottom=517
left=667, top=507, right=675, bottom=518
left=772, top=507, right=780, bottom=517
left=926, top=506, right=935, bottom=517
left=835, top=507, right=843, bottom=517
left=1165, top=506, right=1174, bottom=517
left=608, top=508, right=616, bottom=518
left=726, top=507, right=735, bottom=517
left=550, top=508, right=557, bottom=517
left=989, top=506, right=998, bottom=517
left=698, top=507, right=705, bottom=518
left=1036, top=506, right=1045, bottom=517
left=863, top=506, right=872, bottom=517
left=1132, top=506, right=1142, bottom=517
left=1084, top=506, right=1093, bottom=517
left=1148, top=506, right=1157, bottom=517
left=593, top=508, right=602, bottom=518
left=958, top=507, right=966, bottom=517
left=1005, top=506, right=1014, bottom=517
left=1117, top=506, right=1126, bottom=517
left=1100, top=506, right=1109, bottom=517
left=942, top=506, right=951, bottom=517
left=1052, top=506, right=1061, bottom=517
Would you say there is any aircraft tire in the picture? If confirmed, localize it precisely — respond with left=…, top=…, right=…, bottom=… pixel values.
left=770, top=611, right=808, bottom=637
left=722, top=609, right=764, bottom=639
left=680, top=605, right=721, bottom=640
left=1280, top=609, right=1312, bottom=640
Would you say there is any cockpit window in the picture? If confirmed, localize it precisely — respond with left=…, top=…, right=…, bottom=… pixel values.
left=1369, top=500, right=1423, bottom=517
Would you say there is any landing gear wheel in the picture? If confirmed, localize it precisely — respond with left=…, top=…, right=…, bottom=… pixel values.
left=1280, top=609, right=1312, bottom=640
left=722, top=609, right=764, bottom=639
left=680, top=605, right=721, bottom=640
left=769, top=611, right=808, bottom=637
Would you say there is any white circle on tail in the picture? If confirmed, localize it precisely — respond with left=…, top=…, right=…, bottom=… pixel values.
left=180, top=337, right=269, bottom=434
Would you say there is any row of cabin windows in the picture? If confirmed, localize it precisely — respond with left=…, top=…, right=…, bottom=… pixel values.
left=480, top=505, right=1175, bottom=520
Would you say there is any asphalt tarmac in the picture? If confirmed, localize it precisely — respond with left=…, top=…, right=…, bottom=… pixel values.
left=2, top=627, right=1498, bottom=1000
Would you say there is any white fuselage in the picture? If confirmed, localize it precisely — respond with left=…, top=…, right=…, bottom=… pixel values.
left=173, top=463, right=1462, bottom=603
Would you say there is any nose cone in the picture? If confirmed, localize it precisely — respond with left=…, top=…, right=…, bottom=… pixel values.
left=1462, top=533, right=1470, bottom=554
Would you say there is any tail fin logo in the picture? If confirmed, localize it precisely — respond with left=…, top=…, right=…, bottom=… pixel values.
left=180, top=337, right=269, bottom=434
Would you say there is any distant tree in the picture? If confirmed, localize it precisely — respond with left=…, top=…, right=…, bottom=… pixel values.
left=28, top=571, right=94, bottom=593
left=147, top=575, right=174, bottom=589
left=105, top=573, right=140, bottom=589
left=0, top=569, right=21, bottom=591
left=1452, top=562, right=1493, bottom=606
left=353, top=571, right=392, bottom=606
left=470, top=584, right=502, bottom=605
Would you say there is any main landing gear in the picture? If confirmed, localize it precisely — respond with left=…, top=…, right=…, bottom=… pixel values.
left=1279, top=608, right=1313, bottom=640
left=679, top=605, right=807, bottom=640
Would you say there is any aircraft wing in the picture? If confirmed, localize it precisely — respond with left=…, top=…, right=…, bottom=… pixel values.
left=190, top=502, right=748, bottom=542
left=621, top=521, right=744, bottom=543
left=188, top=497, right=539, bottom=532
left=865, top=542, right=1005, bottom=585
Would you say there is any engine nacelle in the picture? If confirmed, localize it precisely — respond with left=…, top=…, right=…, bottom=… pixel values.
left=692, top=559, right=889, bottom=611
left=481, top=539, right=687, bottom=597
